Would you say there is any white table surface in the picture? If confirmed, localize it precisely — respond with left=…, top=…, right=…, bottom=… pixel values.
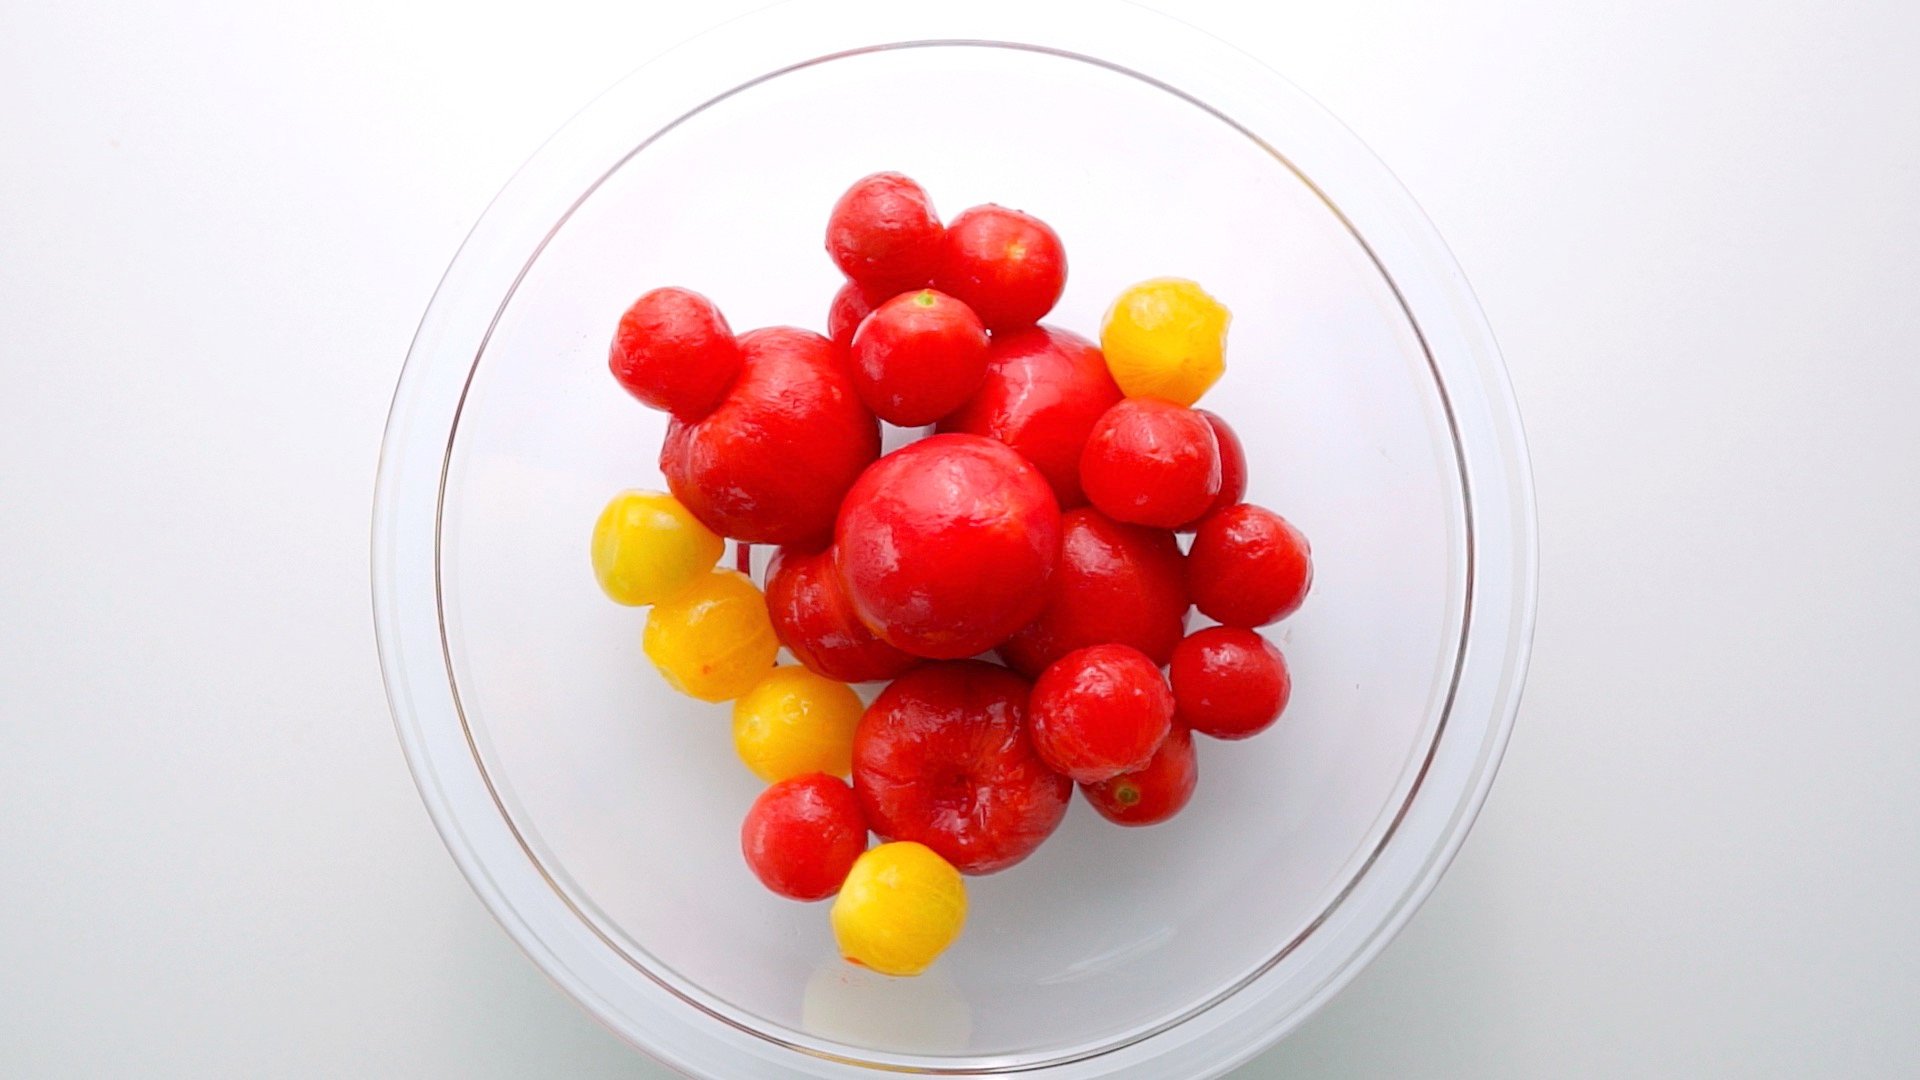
left=5, top=1, right=1917, bottom=1076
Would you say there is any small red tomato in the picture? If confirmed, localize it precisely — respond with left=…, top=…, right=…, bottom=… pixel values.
left=1188, top=504, right=1313, bottom=627
left=766, top=545, right=920, bottom=683
left=998, top=508, right=1189, bottom=677
left=662, top=327, right=880, bottom=547
left=852, top=661, right=1070, bottom=874
left=1080, top=398, right=1223, bottom=528
left=935, top=205, right=1067, bottom=332
left=825, top=278, right=883, bottom=351
left=740, top=772, right=869, bottom=901
left=608, top=287, right=743, bottom=420
left=937, top=326, right=1120, bottom=507
left=849, top=289, right=990, bottom=426
left=1169, top=626, right=1290, bottom=739
left=826, top=172, right=943, bottom=294
left=1178, top=410, right=1248, bottom=532
left=827, top=280, right=888, bottom=353
left=1081, top=724, right=1197, bottom=826
left=1028, top=644, right=1175, bottom=784
left=836, top=434, right=1062, bottom=660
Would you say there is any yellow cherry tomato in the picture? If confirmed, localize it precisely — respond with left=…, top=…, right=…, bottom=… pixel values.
left=1099, top=277, right=1231, bottom=407
left=830, top=842, right=967, bottom=977
left=591, top=489, right=725, bottom=606
left=732, top=666, right=864, bottom=782
left=642, top=569, right=778, bottom=702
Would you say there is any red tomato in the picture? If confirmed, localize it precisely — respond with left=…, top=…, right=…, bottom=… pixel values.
left=835, top=434, right=1061, bottom=660
left=1187, top=504, right=1313, bottom=627
left=937, top=326, right=1120, bottom=507
left=1169, top=626, right=1290, bottom=740
left=608, top=287, right=743, bottom=420
left=765, top=545, right=921, bottom=684
left=1178, top=410, right=1248, bottom=532
left=1028, top=644, right=1174, bottom=784
left=825, top=172, right=943, bottom=293
left=1080, top=398, right=1223, bottom=528
left=740, top=773, right=868, bottom=901
left=661, top=327, right=880, bottom=547
left=851, top=661, right=1070, bottom=874
left=936, top=205, right=1067, bottom=331
left=1081, top=724, right=1198, bottom=826
left=849, top=289, right=990, bottom=426
left=998, top=508, right=1189, bottom=677
left=827, top=280, right=887, bottom=353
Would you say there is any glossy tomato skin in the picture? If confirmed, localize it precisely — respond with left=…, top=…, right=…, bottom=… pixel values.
left=827, top=280, right=888, bottom=353
left=851, top=661, right=1070, bottom=875
left=998, top=508, right=1189, bottom=678
left=1028, top=644, right=1175, bottom=784
left=1178, top=410, right=1248, bottom=532
left=1081, top=724, right=1197, bottom=826
left=835, top=434, right=1061, bottom=660
left=935, top=205, right=1067, bottom=332
left=1169, top=626, right=1290, bottom=740
left=1080, top=398, right=1223, bottom=529
left=1187, top=504, right=1313, bottom=627
left=740, top=773, right=869, bottom=901
left=826, top=172, right=943, bottom=294
left=608, top=287, right=743, bottom=420
left=662, top=327, right=880, bottom=547
left=937, top=326, right=1121, bottom=508
left=849, top=289, right=990, bottom=426
left=765, top=545, right=920, bottom=684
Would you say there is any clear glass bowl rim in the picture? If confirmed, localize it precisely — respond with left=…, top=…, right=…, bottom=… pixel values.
left=370, top=2, right=1539, bottom=1077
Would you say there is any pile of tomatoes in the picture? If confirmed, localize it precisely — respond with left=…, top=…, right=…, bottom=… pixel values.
left=592, top=173, right=1312, bottom=976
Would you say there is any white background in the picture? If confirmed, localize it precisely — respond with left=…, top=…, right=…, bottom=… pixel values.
left=3, top=0, right=1917, bottom=1076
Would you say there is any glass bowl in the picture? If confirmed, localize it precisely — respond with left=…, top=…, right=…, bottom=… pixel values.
left=371, top=1, right=1537, bottom=1076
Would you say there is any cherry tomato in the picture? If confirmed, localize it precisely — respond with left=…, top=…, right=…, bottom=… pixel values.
left=835, top=435, right=1061, bottom=660
left=731, top=665, right=864, bottom=782
left=828, top=280, right=887, bottom=353
left=998, top=508, right=1188, bottom=677
left=608, top=287, right=743, bottom=420
left=1169, top=626, right=1290, bottom=740
left=1187, top=504, right=1313, bottom=627
left=1028, top=644, right=1174, bottom=784
left=935, top=205, right=1066, bottom=332
left=661, top=327, right=879, bottom=547
left=740, top=773, right=868, bottom=901
left=765, top=545, right=920, bottom=683
left=937, top=326, right=1120, bottom=507
left=642, top=569, right=779, bottom=702
left=1081, top=724, right=1197, bottom=826
left=1099, top=277, right=1229, bottom=407
left=831, top=841, right=966, bottom=976
left=852, top=661, right=1070, bottom=875
left=1079, top=398, right=1222, bottom=528
left=590, top=489, right=724, bottom=607
left=826, top=172, right=943, bottom=293
left=849, top=289, right=990, bottom=426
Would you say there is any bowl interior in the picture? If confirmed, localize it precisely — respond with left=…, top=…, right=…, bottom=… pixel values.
left=436, top=43, right=1466, bottom=1064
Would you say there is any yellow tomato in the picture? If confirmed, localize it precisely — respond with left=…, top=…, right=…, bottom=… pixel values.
left=642, top=569, right=777, bottom=702
left=1099, top=277, right=1231, bottom=407
left=591, top=490, right=725, bottom=606
left=830, top=842, right=967, bottom=977
left=732, top=666, right=865, bottom=782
